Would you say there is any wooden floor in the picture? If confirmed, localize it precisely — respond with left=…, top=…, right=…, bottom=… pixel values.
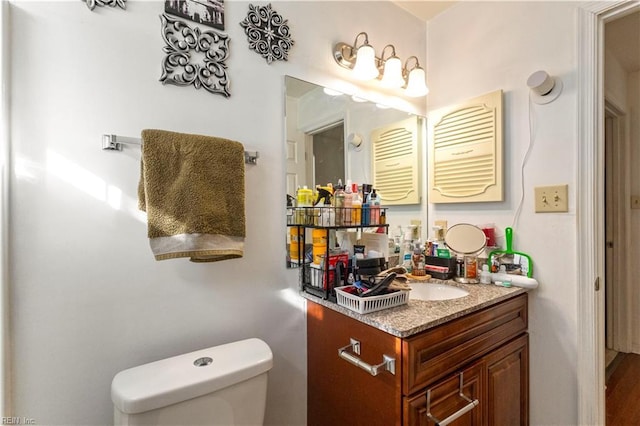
left=606, top=353, right=640, bottom=425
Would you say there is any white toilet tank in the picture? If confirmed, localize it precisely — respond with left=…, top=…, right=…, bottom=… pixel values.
left=111, top=338, right=273, bottom=426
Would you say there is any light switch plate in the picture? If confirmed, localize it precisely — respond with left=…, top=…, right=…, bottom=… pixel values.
left=535, top=185, right=569, bottom=213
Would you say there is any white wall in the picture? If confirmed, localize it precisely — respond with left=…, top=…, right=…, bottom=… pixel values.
left=9, top=1, right=425, bottom=424
left=427, top=2, right=579, bottom=425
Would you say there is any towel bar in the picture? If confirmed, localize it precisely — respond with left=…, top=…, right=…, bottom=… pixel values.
left=102, top=134, right=259, bottom=165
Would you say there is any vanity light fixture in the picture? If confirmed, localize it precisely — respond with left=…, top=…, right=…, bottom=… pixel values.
left=333, top=33, right=429, bottom=97
left=404, top=56, right=429, bottom=97
left=345, top=32, right=380, bottom=80
left=379, top=45, right=405, bottom=89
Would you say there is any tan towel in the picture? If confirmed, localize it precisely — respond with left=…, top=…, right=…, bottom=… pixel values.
left=138, top=129, right=245, bottom=262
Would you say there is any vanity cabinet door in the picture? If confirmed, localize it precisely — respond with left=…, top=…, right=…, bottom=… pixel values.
left=307, top=301, right=402, bottom=426
left=485, top=334, right=529, bottom=426
left=404, top=360, right=484, bottom=426
left=404, top=333, right=529, bottom=426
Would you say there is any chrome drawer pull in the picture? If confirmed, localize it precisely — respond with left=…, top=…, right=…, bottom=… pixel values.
left=337, top=338, right=396, bottom=376
left=425, top=372, right=479, bottom=426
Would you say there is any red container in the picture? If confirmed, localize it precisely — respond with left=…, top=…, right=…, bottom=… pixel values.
left=482, top=226, right=496, bottom=247
left=322, top=253, right=349, bottom=289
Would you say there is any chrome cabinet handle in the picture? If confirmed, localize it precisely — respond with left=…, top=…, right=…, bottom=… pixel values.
left=425, top=372, right=479, bottom=426
left=337, top=338, right=396, bottom=376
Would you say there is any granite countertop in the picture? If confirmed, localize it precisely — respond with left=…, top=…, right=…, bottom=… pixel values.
left=301, top=279, right=526, bottom=338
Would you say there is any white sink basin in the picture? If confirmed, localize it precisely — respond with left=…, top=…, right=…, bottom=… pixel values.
left=409, top=283, right=470, bottom=301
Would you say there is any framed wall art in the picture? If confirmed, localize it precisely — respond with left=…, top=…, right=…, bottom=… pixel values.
left=164, top=0, right=224, bottom=31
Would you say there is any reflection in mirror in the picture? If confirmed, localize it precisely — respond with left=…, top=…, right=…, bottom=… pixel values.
left=285, top=76, right=424, bottom=198
left=313, top=123, right=344, bottom=186
left=285, top=76, right=426, bottom=268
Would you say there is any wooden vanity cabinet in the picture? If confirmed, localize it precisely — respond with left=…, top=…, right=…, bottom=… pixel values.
left=307, top=293, right=528, bottom=426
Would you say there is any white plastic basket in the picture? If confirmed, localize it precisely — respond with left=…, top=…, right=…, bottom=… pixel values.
left=335, top=286, right=409, bottom=314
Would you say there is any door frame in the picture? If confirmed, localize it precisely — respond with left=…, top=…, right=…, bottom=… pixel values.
left=0, top=0, right=10, bottom=416
left=577, top=1, right=640, bottom=424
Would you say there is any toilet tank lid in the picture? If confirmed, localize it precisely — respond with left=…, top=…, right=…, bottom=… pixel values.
left=111, top=338, right=273, bottom=415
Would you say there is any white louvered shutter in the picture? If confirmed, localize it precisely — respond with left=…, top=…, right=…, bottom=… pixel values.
left=429, top=90, right=503, bottom=203
left=371, top=116, right=421, bottom=205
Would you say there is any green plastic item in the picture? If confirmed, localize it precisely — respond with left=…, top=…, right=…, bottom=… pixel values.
left=488, top=227, right=533, bottom=278
left=436, top=248, right=451, bottom=258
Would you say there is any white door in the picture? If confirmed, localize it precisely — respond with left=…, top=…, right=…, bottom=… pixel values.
left=286, top=96, right=307, bottom=199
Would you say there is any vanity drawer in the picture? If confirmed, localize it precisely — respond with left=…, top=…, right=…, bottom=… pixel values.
left=403, top=293, right=527, bottom=395
left=307, top=301, right=402, bottom=426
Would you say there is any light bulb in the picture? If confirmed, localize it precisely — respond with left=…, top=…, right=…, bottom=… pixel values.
left=323, top=87, right=343, bottom=96
left=380, top=56, right=404, bottom=88
left=352, top=44, right=379, bottom=80
left=405, top=67, right=429, bottom=97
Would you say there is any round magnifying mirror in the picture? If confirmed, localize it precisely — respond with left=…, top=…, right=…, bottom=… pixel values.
left=444, top=223, right=487, bottom=255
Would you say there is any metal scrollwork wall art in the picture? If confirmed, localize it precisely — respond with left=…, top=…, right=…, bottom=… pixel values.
left=84, top=0, right=126, bottom=11
left=159, top=13, right=231, bottom=98
left=240, top=3, right=294, bottom=64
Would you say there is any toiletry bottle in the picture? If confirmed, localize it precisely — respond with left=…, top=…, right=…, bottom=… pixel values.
left=351, top=183, right=362, bottom=225
left=393, top=225, right=403, bottom=253
left=361, top=201, right=370, bottom=226
left=465, top=256, right=478, bottom=279
left=369, top=189, right=381, bottom=225
left=321, top=198, right=335, bottom=227
left=343, top=180, right=353, bottom=226
left=456, top=255, right=465, bottom=277
left=334, top=179, right=345, bottom=226
left=402, top=241, right=413, bottom=273
left=480, top=264, right=491, bottom=284
left=297, top=185, right=313, bottom=225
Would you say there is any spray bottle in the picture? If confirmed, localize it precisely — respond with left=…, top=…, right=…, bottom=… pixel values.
left=314, top=184, right=334, bottom=206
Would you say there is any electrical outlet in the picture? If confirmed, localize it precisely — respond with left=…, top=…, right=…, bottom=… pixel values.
left=535, top=185, right=569, bottom=213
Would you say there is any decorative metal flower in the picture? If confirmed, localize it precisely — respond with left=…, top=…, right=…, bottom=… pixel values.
left=84, top=0, right=126, bottom=11
left=159, top=14, right=231, bottom=98
left=239, top=3, right=294, bottom=64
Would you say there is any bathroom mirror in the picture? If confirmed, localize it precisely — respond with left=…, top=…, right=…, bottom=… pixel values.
left=285, top=75, right=424, bottom=199
left=285, top=75, right=426, bottom=268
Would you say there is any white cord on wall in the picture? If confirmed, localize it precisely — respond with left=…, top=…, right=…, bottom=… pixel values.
left=511, top=92, right=538, bottom=230
left=512, top=70, right=562, bottom=229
